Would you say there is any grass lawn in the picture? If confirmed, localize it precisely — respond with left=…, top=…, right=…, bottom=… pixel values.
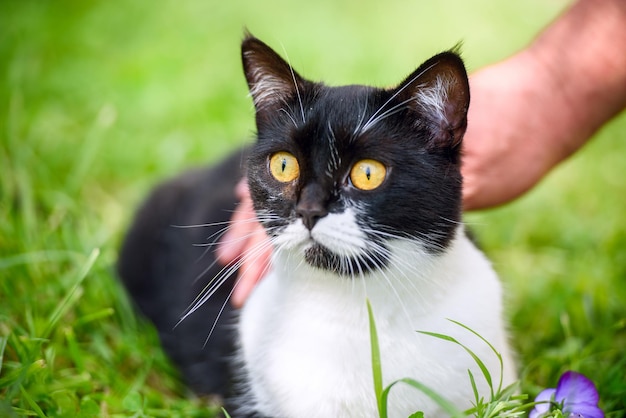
left=1, top=0, right=625, bottom=416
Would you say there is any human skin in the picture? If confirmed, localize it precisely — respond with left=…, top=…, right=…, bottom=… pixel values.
left=218, top=0, right=626, bottom=307
left=463, top=0, right=626, bottom=210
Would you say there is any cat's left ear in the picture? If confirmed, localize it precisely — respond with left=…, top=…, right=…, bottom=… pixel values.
left=396, top=51, right=470, bottom=149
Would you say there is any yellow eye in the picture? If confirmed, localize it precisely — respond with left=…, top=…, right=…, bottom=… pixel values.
left=350, top=159, right=387, bottom=190
left=269, top=151, right=300, bottom=183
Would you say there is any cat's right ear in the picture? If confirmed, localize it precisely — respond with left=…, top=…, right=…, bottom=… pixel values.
left=241, top=34, right=304, bottom=112
left=396, top=51, right=470, bottom=151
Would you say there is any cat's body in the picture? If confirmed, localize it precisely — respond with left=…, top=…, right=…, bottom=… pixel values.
left=118, top=35, right=515, bottom=417
left=239, top=234, right=514, bottom=417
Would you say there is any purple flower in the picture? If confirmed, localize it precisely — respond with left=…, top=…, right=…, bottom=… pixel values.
left=530, top=371, right=604, bottom=418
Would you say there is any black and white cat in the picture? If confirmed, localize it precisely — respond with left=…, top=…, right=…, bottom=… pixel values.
left=118, top=35, right=515, bottom=417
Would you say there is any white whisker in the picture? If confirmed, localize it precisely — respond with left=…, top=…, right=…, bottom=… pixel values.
left=361, top=96, right=416, bottom=132
left=280, top=44, right=306, bottom=124
left=280, top=107, right=299, bottom=128
left=177, top=225, right=280, bottom=326
left=202, top=240, right=277, bottom=346
left=352, top=96, right=370, bottom=140
left=360, top=61, right=438, bottom=134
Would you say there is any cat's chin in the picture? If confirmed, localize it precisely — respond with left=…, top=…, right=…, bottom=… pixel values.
left=303, top=242, right=387, bottom=277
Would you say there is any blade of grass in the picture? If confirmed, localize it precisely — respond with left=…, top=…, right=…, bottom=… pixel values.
left=41, top=248, right=100, bottom=340
left=0, top=250, right=82, bottom=270
left=468, top=368, right=481, bottom=407
left=367, top=299, right=384, bottom=418
left=418, top=330, right=494, bottom=399
left=19, top=384, right=48, bottom=418
left=0, top=336, right=6, bottom=375
left=448, top=319, right=504, bottom=395
left=381, top=378, right=465, bottom=418
left=369, top=300, right=464, bottom=418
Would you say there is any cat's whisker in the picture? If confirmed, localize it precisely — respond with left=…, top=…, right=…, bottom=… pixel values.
left=169, top=205, right=279, bottom=229
left=187, top=226, right=265, bottom=281
left=191, top=224, right=255, bottom=249
left=180, top=256, right=243, bottom=320
left=367, top=225, right=450, bottom=254
left=351, top=96, right=370, bottom=140
left=438, top=216, right=465, bottom=226
left=178, top=244, right=275, bottom=333
left=354, top=228, right=443, bottom=291
left=203, top=236, right=279, bottom=345
left=177, top=262, right=238, bottom=326
left=279, top=44, right=306, bottom=124
left=203, top=287, right=236, bottom=347
left=354, top=253, right=367, bottom=294
left=326, top=122, right=341, bottom=178
left=201, top=238, right=281, bottom=346
left=352, top=245, right=427, bottom=310
left=187, top=213, right=279, bottom=267
left=358, top=247, right=418, bottom=327
left=190, top=216, right=280, bottom=249
left=360, top=61, right=439, bottom=134
left=342, top=245, right=362, bottom=282
left=171, top=220, right=235, bottom=229
left=280, top=107, right=299, bottom=128
left=356, top=245, right=421, bottom=326
left=361, top=95, right=417, bottom=133
left=179, top=226, right=281, bottom=323
left=382, top=252, right=431, bottom=299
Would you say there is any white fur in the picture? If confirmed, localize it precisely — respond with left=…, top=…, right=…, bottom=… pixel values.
left=415, top=75, right=452, bottom=126
left=238, top=210, right=515, bottom=417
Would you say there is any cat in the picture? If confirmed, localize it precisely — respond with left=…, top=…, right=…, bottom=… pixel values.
left=118, top=34, right=516, bottom=417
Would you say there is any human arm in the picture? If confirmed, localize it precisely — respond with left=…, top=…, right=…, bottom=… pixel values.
left=463, top=0, right=626, bottom=209
left=219, top=0, right=626, bottom=306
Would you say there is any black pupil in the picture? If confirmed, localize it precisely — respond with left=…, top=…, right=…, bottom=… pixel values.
left=365, top=166, right=371, bottom=180
left=281, top=158, right=287, bottom=172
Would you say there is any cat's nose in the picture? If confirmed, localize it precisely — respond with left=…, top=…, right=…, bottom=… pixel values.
left=296, top=184, right=329, bottom=230
left=296, top=204, right=328, bottom=230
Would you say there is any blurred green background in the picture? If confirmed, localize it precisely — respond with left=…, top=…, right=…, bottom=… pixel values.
left=1, top=0, right=625, bottom=416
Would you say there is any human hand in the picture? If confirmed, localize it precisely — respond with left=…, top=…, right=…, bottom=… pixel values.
left=215, top=179, right=271, bottom=308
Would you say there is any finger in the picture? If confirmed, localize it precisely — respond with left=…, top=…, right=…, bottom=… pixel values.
left=231, top=230, right=272, bottom=308
left=216, top=197, right=257, bottom=264
left=216, top=179, right=256, bottom=264
left=234, top=177, right=250, bottom=200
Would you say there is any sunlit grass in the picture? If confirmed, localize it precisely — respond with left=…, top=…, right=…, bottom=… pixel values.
left=2, top=0, right=625, bottom=416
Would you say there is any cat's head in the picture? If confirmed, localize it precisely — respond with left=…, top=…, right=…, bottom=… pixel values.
left=243, top=35, right=469, bottom=277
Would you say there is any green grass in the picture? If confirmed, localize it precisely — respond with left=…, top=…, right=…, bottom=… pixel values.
left=1, top=0, right=625, bottom=416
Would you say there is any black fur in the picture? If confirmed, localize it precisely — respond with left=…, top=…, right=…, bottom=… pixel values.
left=118, top=150, right=246, bottom=399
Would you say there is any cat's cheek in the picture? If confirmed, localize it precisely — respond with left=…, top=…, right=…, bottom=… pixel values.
left=276, top=183, right=299, bottom=203
left=272, top=221, right=311, bottom=250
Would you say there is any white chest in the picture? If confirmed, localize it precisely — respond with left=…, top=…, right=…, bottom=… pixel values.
left=238, top=236, right=515, bottom=417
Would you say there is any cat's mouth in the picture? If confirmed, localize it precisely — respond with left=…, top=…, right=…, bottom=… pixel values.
left=302, top=242, right=388, bottom=277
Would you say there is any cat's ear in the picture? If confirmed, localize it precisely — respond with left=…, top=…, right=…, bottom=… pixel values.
left=241, top=34, right=304, bottom=112
left=396, top=51, right=470, bottom=149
